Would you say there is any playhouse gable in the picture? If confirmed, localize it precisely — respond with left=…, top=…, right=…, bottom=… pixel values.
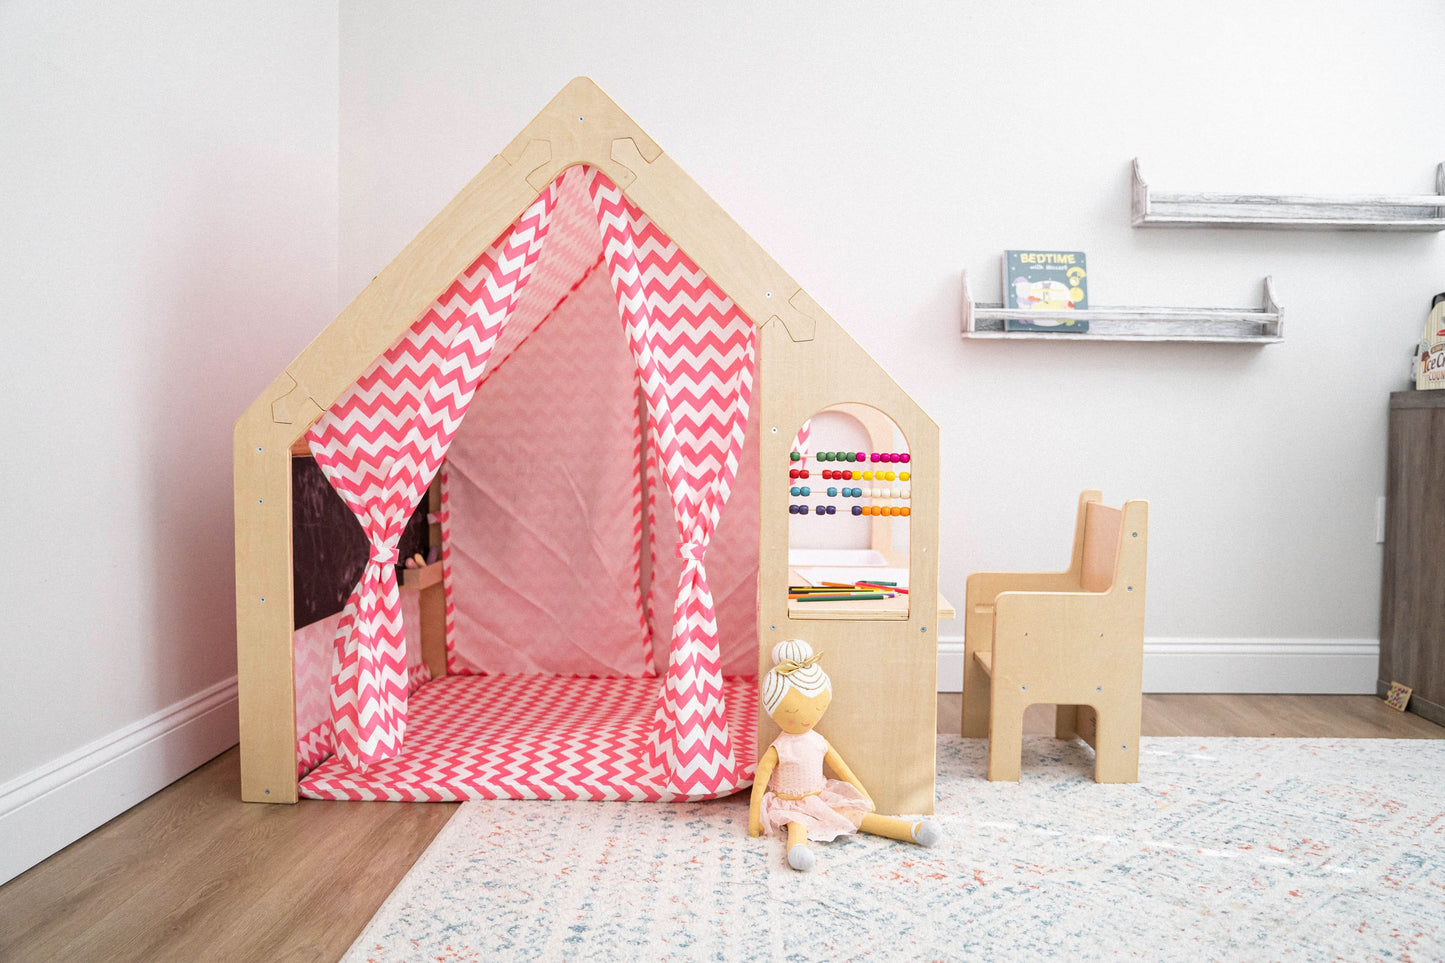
left=259, top=77, right=824, bottom=442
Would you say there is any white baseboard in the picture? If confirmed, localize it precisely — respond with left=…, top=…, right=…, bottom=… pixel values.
left=937, top=636, right=1378, bottom=695
left=0, top=676, right=239, bottom=885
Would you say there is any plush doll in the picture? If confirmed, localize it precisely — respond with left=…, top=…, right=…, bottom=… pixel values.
left=748, top=639, right=942, bottom=871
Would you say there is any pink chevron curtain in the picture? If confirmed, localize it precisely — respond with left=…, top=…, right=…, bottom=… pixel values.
left=586, top=170, right=757, bottom=796
left=304, top=184, right=558, bottom=770
left=305, top=165, right=756, bottom=789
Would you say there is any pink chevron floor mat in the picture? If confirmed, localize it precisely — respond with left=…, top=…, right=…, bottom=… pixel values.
left=299, top=674, right=758, bottom=802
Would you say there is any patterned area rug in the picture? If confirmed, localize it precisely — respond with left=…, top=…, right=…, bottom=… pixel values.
left=343, top=737, right=1445, bottom=962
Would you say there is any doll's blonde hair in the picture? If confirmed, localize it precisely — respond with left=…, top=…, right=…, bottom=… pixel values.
left=762, top=639, right=830, bottom=714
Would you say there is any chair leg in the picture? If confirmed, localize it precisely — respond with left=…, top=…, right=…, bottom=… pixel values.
left=962, top=653, right=991, bottom=738
left=985, top=690, right=1025, bottom=782
left=1092, top=701, right=1141, bottom=784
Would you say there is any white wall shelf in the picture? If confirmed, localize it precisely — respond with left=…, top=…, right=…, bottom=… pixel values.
left=960, top=271, right=1282, bottom=343
left=1131, top=159, right=1445, bottom=231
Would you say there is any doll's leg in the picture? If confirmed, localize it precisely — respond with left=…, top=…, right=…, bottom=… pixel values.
left=785, top=821, right=815, bottom=871
left=859, top=813, right=943, bottom=847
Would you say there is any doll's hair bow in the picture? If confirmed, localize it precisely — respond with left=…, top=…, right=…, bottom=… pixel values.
left=774, top=651, right=824, bottom=676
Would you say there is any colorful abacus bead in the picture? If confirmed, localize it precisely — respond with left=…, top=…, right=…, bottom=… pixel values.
left=851, top=506, right=862, bottom=516
left=790, top=451, right=801, bottom=461
left=827, top=487, right=838, bottom=497
left=900, top=471, right=910, bottom=481
left=790, top=469, right=800, bottom=479
left=790, top=486, right=800, bottom=496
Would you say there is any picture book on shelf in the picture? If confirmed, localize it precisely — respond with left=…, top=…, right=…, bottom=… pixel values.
left=1003, top=250, right=1089, bottom=332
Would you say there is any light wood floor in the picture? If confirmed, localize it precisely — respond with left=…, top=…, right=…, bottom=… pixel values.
left=3, top=694, right=1440, bottom=963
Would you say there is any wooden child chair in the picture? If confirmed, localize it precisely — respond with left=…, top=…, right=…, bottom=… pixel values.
left=961, top=490, right=1148, bottom=782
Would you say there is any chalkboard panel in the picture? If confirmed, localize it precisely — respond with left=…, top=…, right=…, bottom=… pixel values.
left=291, top=457, right=431, bottom=628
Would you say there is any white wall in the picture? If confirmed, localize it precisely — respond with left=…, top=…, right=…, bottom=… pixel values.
left=0, top=3, right=338, bottom=881
left=338, top=1, right=1444, bottom=690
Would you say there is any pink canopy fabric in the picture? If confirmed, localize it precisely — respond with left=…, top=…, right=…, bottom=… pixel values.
left=586, top=172, right=756, bottom=795
left=441, top=263, right=652, bottom=678
left=305, top=181, right=560, bottom=770
left=304, top=165, right=756, bottom=796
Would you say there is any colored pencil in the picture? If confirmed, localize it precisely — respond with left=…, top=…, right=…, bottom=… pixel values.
left=857, top=580, right=907, bottom=593
left=792, top=592, right=892, bottom=602
left=788, top=586, right=860, bottom=593
left=789, top=585, right=885, bottom=593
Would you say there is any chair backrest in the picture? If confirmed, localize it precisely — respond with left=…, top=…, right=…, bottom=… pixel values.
left=1079, top=501, right=1122, bottom=593
left=1064, top=490, right=1148, bottom=601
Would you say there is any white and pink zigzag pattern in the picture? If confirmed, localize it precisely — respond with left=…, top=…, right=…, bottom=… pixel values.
left=302, top=166, right=757, bottom=800
left=587, top=170, right=756, bottom=798
left=298, top=674, right=758, bottom=801
left=305, top=183, right=559, bottom=770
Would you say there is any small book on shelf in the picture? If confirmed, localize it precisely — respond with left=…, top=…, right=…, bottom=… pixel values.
left=1002, top=250, right=1089, bottom=332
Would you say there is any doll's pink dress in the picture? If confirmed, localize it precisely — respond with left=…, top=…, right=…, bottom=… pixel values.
left=759, top=729, right=873, bottom=841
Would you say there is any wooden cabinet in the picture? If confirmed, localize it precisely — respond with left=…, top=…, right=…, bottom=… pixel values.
left=1380, top=391, right=1445, bottom=725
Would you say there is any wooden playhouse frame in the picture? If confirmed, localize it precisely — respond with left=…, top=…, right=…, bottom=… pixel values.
left=234, top=78, right=942, bottom=813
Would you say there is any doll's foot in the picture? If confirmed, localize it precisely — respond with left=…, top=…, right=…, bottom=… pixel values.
left=787, top=844, right=816, bottom=872
left=911, top=820, right=942, bottom=847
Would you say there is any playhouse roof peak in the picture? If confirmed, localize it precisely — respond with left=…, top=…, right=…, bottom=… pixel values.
left=245, top=76, right=831, bottom=448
